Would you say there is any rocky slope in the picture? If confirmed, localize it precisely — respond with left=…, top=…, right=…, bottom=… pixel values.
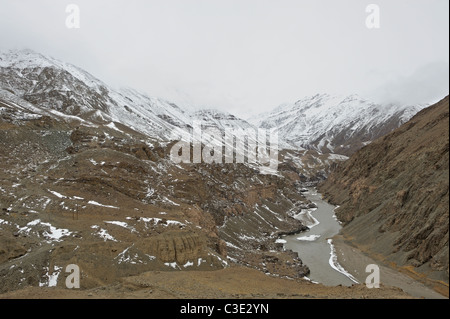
left=1, top=49, right=343, bottom=177
left=250, top=93, right=425, bottom=155
left=0, top=84, right=316, bottom=293
left=319, top=96, right=449, bottom=290
left=0, top=48, right=436, bottom=298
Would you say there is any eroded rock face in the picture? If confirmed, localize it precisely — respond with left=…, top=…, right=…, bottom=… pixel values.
left=145, top=231, right=207, bottom=264
left=320, top=96, right=449, bottom=283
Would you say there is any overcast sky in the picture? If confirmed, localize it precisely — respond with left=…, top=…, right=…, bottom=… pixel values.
left=0, top=0, right=448, bottom=117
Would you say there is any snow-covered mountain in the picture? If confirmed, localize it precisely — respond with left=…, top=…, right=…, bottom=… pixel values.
left=1, top=49, right=251, bottom=141
left=193, top=109, right=253, bottom=130
left=1, top=49, right=425, bottom=157
left=0, top=50, right=198, bottom=138
left=249, top=93, right=425, bottom=155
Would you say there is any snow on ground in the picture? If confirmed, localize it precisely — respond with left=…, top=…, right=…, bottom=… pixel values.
left=327, top=239, right=359, bottom=284
left=262, top=205, right=284, bottom=222
left=88, top=200, right=119, bottom=209
left=43, top=223, right=72, bottom=241
left=238, top=234, right=258, bottom=241
left=224, top=241, right=241, bottom=250
left=211, top=252, right=229, bottom=268
left=91, top=225, right=117, bottom=242
left=39, top=266, right=62, bottom=287
left=18, top=219, right=72, bottom=242
left=104, top=221, right=129, bottom=228
left=161, top=196, right=180, bottom=206
left=126, top=217, right=185, bottom=228
left=114, top=245, right=145, bottom=265
left=104, top=220, right=136, bottom=232
left=48, top=190, right=66, bottom=199
left=164, top=262, right=180, bottom=270
left=303, top=276, right=319, bottom=284
left=327, top=153, right=349, bottom=161
left=106, top=122, right=124, bottom=133
left=332, top=206, right=343, bottom=225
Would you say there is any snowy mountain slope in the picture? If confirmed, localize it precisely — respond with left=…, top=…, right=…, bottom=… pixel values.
left=0, top=49, right=264, bottom=144
left=1, top=49, right=425, bottom=158
left=249, top=93, right=425, bottom=155
left=0, top=49, right=196, bottom=140
left=193, top=109, right=254, bottom=130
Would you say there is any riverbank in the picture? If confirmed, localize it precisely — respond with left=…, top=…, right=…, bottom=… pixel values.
left=284, top=188, right=447, bottom=298
left=332, top=234, right=447, bottom=299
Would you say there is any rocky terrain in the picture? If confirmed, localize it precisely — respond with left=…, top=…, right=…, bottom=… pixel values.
left=0, top=265, right=411, bottom=299
left=0, top=49, right=442, bottom=299
left=0, top=96, right=317, bottom=293
left=320, top=96, right=449, bottom=296
left=1, top=49, right=422, bottom=178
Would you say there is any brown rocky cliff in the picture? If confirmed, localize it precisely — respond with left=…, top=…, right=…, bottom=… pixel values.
left=319, top=96, right=449, bottom=285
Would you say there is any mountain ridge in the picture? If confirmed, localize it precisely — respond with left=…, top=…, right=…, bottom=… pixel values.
left=1, top=49, right=425, bottom=157
left=249, top=93, right=425, bottom=155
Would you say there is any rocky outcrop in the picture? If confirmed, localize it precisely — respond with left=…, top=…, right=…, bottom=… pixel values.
left=319, top=96, right=449, bottom=284
left=145, top=231, right=208, bottom=265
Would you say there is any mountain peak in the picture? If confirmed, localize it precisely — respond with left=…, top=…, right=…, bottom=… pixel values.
left=249, top=92, right=427, bottom=155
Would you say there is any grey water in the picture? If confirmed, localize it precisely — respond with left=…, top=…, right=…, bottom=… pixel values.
left=284, top=188, right=356, bottom=286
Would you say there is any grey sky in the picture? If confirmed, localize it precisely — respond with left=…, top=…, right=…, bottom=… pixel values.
left=0, top=0, right=448, bottom=117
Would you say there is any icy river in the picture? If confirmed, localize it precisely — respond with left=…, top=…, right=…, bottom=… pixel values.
left=283, top=188, right=358, bottom=286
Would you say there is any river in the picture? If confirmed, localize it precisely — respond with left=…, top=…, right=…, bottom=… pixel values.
left=284, top=188, right=358, bottom=286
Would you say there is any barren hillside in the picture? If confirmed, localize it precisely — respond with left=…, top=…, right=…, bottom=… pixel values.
left=320, top=96, right=449, bottom=291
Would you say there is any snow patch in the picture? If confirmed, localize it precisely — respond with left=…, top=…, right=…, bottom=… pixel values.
left=164, top=262, right=180, bottom=269
left=48, top=190, right=66, bottom=199
left=88, top=200, right=119, bottom=209
left=327, top=239, right=359, bottom=284
left=91, top=225, right=117, bottom=242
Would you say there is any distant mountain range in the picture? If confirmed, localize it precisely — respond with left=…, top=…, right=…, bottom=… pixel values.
left=1, top=49, right=425, bottom=156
